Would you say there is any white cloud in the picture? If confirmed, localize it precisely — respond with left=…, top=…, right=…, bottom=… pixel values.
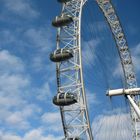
left=24, top=129, right=42, bottom=140
left=82, top=39, right=100, bottom=67
left=23, top=28, right=52, bottom=52
left=6, top=114, right=30, bottom=130
left=31, top=55, right=55, bottom=74
left=22, top=27, right=56, bottom=75
left=86, top=89, right=100, bottom=107
left=41, top=112, right=60, bottom=124
left=92, top=112, right=132, bottom=140
left=36, top=82, right=52, bottom=101
left=0, top=50, right=25, bottom=74
left=0, top=50, right=43, bottom=131
left=0, top=30, right=16, bottom=46
left=24, top=129, right=63, bottom=140
left=0, top=29, right=29, bottom=50
left=0, top=50, right=29, bottom=97
left=83, top=21, right=107, bottom=35
left=112, top=43, right=140, bottom=78
left=132, top=43, right=140, bottom=72
left=113, top=59, right=123, bottom=77
left=0, top=74, right=29, bottom=95
left=23, top=129, right=45, bottom=140
left=0, top=27, right=55, bottom=73
left=41, top=112, right=63, bottom=133
left=3, top=0, right=39, bottom=19
left=0, top=27, right=54, bottom=74
left=0, top=131, right=21, bottom=140
left=0, top=130, right=63, bottom=140
left=92, top=21, right=108, bottom=32
left=5, top=104, right=41, bottom=130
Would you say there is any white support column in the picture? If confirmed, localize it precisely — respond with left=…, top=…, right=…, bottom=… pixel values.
left=107, top=88, right=140, bottom=119
left=127, top=95, right=140, bottom=119
left=107, top=88, right=140, bottom=96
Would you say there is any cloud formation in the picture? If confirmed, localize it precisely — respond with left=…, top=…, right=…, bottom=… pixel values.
left=0, top=129, right=63, bottom=140
left=0, top=50, right=42, bottom=131
left=2, top=0, right=39, bottom=19
left=92, top=111, right=132, bottom=140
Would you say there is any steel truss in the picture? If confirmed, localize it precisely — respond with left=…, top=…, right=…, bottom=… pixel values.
left=53, top=0, right=140, bottom=139
left=55, top=0, right=93, bottom=139
left=96, top=0, right=140, bottom=139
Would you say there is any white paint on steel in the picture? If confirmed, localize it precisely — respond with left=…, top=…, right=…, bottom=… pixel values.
left=96, top=0, right=140, bottom=139
left=107, top=88, right=140, bottom=96
left=53, top=0, right=140, bottom=139
left=107, top=88, right=140, bottom=120
left=127, top=95, right=140, bottom=119
left=54, top=0, right=93, bottom=139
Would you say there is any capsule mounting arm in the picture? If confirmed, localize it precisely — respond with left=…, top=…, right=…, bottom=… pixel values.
left=106, top=88, right=140, bottom=96
left=106, top=88, right=140, bottom=119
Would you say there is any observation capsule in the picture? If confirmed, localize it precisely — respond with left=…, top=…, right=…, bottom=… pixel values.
left=53, top=92, right=77, bottom=106
left=57, top=0, right=71, bottom=3
left=50, top=48, right=73, bottom=62
left=52, top=15, right=73, bottom=27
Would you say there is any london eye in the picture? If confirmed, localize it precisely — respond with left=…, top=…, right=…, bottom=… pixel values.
left=50, top=0, right=140, bottom=140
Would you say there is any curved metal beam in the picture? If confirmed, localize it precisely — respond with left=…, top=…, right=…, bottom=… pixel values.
left=54, top=0, right=93, bottom=139
left=96, top=0, right=140, bottom=139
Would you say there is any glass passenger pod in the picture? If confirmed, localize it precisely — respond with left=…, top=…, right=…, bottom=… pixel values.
left=52, top=14, right=73, bottom=28
left=50, top=48, right=73, bottom=62
left=57, top=0, right=72, bottom=3
left=53, top=92, right=77, bottom=106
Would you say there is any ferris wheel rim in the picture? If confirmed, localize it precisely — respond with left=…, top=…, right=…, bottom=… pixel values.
left=52, top=0, right=93, bottom=139
left=96, top=0, right=140, bottom=140
left=51, top=0, right=139, bottom=140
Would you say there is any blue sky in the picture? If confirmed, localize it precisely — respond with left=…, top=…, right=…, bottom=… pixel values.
left=0, top=0, right=140, bottom=140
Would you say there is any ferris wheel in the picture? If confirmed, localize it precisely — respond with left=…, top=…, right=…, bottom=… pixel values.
left=50, top=0, right=140, bottom=140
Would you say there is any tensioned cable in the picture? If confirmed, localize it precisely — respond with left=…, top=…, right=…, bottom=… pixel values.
left=80, top=0, right=132, bottom=139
